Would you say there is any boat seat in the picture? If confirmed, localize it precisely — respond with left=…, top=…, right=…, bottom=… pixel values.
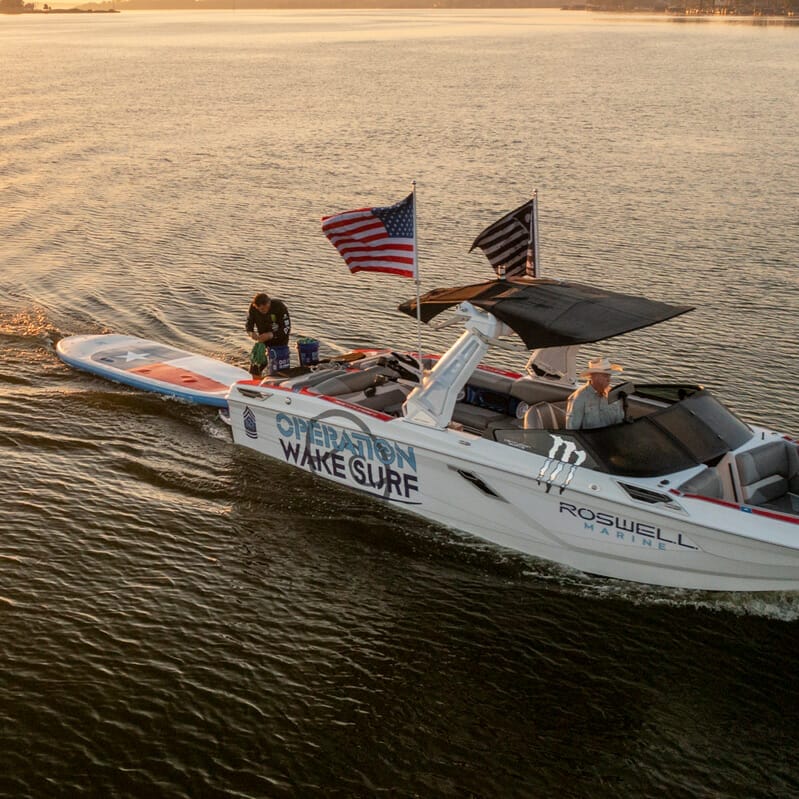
left=452, top=402, right=507, bottom=432
left=736, top=440, right=799, bottom=508
left=463, top=371, right=517, bottom=416
left=484, top=415, right=522, bottom=438
left=310, top=366, right=399, bottom=397
left=510, top=377, right=572, bottom=406
left=678, top=467, right=725, bottom=500
left=761, top=493, right=799, bottom=515
left=279, top=366, right=341, bottom=391
left=467, top=369, right=516, bottom=395
left=523, top=401, right=567, bottom=430
left=339, top=385, right=410, bottom=414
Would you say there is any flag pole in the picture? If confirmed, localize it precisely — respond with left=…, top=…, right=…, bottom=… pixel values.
left=525, top=191, right=538, bottom=278
left=412, top=180, right=423, bottom=374
left=532, top=189, right=540, bottom=277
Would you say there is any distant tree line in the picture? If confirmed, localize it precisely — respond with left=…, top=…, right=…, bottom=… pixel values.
left=590, top=0, right=799, bottom=11
left=98, top=0, right=555, bottom=7
left=1, top=0, right=35, bottom=10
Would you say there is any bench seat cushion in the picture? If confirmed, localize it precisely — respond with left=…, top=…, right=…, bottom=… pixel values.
left=510, top=378, right=571, bottom=405
left=678, top=467, right=725, bottom=499
left=452, top=403, right=507, bottom=431
left=737, top=441, right=797, bottom=506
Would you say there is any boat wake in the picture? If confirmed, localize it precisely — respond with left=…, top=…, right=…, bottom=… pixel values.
left=406, top=525, right=799, bottom=619
left=519, top=562, right=799, bottom=621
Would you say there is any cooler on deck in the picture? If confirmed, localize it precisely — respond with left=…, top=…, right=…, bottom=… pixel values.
left=297, top=338, right=320, bottom=367
left=268, top=345, right=291, bottom=375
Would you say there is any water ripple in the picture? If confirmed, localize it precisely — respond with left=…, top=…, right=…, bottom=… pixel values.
left=2, top=12, right=799, bottom=799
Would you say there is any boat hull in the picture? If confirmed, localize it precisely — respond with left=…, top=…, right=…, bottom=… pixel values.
left=227, top=383, right=799, bottom=593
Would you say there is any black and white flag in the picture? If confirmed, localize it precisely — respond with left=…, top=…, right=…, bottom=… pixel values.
left=470, top=197, right=538, bottom=278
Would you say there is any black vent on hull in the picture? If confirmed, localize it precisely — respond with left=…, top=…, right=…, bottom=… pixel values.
left=453, top=468, right=505, bottom=500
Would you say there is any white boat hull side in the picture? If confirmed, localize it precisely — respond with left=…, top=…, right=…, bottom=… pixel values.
left=397, top=443, right=799, bottom=592
left=227, top=386, right=799, bottom=592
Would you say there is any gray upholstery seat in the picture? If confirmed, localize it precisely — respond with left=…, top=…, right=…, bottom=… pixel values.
left=339, top=385, right=409, bottom=414
left=510, top=378, right=572, bottom=406
left=678, top=467, right=725, bottom=499
left=467, top=369, right=516, bottom=395
left=279, top=367, right=340, bottom=391
left=311, top=366, right=398, bottom=397
left=452, top=402, right=507, bottom=432
left=523, top=401, right=567, bottom=430
left=736, top=441, right=799, bottom=508
left=485, top=415, right=522, bottom=438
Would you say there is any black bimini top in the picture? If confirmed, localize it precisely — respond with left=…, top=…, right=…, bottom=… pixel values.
left=398, top=278, right=694, bottom=350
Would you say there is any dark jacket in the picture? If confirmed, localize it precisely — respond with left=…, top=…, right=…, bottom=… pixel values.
left=245, top=299, right=291, bottom=347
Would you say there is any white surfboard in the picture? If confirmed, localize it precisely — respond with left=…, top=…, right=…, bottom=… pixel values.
left=57, top=334, right=251, bottom=408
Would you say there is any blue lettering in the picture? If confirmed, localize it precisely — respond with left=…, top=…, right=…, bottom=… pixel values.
left=309, top=422, right=325, bottom=447
left=276, top=415, right=419, bottom=497
left=396, top=443, right=417, bottom=472
left=374, top=438, right=396, bottom=466
left=323, top=425, right=338, bottom=449
left=337, top=430, right=359, bottom=457
left=351, top=432, right=372, bottom=459
left=293, top=417, right=308, bottom=438
left=276, top=413, right=294, bottom=437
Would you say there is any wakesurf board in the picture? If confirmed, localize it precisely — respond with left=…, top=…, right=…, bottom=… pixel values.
left=57, top=334, right=250, bottom=408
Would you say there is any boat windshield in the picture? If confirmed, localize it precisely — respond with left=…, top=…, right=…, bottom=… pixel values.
left=494, top=390, right=753, bottom=477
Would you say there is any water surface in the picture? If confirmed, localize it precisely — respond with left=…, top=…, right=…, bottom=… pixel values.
left=1, top=10, right=798, bottom=798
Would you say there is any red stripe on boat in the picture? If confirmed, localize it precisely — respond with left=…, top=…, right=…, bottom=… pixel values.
left=475, top=363, right=524, bottom=379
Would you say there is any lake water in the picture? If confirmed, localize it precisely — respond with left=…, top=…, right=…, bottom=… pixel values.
left=1, top=9, right=798, bottom=798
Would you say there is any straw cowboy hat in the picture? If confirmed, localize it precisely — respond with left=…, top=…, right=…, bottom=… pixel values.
left=580, top=357, right=623, bottom=378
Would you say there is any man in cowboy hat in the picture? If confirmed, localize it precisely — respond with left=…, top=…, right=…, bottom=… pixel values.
left=565, top=357, right=631, bottom=430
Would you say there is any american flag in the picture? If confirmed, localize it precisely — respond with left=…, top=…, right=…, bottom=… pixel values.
left=470, top=198, right=537, bottom=278
left=322, top=193, right=416, bottom=279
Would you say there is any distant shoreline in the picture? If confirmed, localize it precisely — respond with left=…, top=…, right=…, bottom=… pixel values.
left=564, top=4, right=797, bottom=17
left=1, top=5, right=118, bottom=11
left=3, top=3, right=797, bottom=15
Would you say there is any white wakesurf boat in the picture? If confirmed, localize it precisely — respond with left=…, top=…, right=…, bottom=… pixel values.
left=225, top=277, right=799, bottom=592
